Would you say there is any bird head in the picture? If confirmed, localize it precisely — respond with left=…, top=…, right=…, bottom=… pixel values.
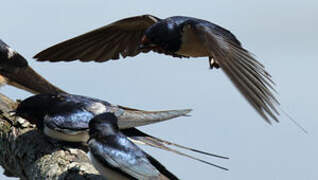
left=89, top=112, right=119, bottom=140
left=138, top=21, right=182, bottom=53
left=15, top=94, right=52, bottom=127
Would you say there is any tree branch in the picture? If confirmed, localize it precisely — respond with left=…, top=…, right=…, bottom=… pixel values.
left=0, top=93, right=104, bottom=180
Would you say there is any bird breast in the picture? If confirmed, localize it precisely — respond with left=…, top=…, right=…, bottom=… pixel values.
left=86, top=102, right=107, bottom=114
left=0, top=75, right=8, bottom=86
left=177, top=25, right=209, bottom=57
left=88, top=152, right=131, bottom=180
left=43, top=126, right=89, bottom=142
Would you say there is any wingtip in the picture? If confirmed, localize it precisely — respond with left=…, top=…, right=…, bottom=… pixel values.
left=175, top=108, right=192, bottom=116
left=33, top=53, right=47, bottom=62
left=117, top=108, right=192, bottom=129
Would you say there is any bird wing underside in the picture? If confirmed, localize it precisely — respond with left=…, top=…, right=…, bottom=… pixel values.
left=0, top=39, right=65, bottom=94
left=189, top=22, right=279, bottom=123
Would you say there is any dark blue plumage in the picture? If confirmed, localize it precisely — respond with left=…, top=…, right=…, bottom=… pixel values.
left=88, top=113, right=178, bottom=180
left=15, top=93, right=192, bottom=142
left=16, top=93, right=109, bottom=130
left=167, top=16, right=241, bottom=45
left=143, top=16, right=241, bottom=54
left=15, top=93, right=228, bottom=170
left=144, top=20, right=183, bottom=53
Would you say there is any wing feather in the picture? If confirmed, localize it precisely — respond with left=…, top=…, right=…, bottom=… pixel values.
left=89, top=139, right=160, bottom=179
left=34, top=15, right=160, bottom=62
left=192, top=23, right=279, bottom=123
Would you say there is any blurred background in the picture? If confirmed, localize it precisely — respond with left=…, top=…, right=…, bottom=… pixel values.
left=1, top=0, right=317, bottom=179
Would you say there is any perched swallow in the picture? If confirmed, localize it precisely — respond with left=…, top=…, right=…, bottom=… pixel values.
left=34, top=15, right=279, bottom=123
left=15, top=93, right=191, bottom=142
left=15, top=93, right=228, bottom=169
left=88, top=113, right=179, bottom=180
left=0, top=39, right=64, bottom=94
left=89, top=112, right=229, bottom=180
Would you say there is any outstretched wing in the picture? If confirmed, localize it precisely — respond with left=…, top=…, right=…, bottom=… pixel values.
left=34, top=15, right=160, bottom=62
left=0, top=39, right=65, bottom=94
left=188, top=22, right=279, bottom=123
left=0, top=39, right=28, bottom=69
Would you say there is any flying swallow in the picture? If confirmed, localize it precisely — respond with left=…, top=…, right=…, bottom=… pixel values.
left=0, top=39, right=65, bottom=94
left=88, top=112, right=179, bottom=180
left=15, top=93, right=228, bottom=169
left=34, top=15, right=279, bottom=123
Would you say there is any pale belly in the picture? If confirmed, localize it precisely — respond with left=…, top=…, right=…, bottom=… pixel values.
left=0, top=75, right=7, bottom=86
left=177, top=26, right=209, bottom=57
left=88, top=152, right=131, bottom=180
left=43, top=126, right=89, bottom=142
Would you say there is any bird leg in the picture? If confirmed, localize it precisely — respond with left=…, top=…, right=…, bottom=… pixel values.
left=209, top=57, right=220, bottom=69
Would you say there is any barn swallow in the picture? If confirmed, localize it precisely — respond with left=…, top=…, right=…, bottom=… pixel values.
left=88, top=112, right=179, bottom=180
left=34, top=15, right=279, bottom=123
left=0, top=39, right=64, bottom=94
left=15, top=93, right=191, bottom=142
left=15, top=93, right=229, bottom=169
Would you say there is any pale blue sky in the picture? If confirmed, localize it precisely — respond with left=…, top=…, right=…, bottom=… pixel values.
left=1, top=0, right=318, bottom=179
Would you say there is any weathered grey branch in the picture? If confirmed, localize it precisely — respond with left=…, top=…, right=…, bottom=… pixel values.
left=0, top=93, right=103, bottom=180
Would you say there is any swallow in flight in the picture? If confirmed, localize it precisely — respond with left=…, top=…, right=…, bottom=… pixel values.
left=34, top=15, right=279, bottom=123
left=0, top=39, right=64, bottom=94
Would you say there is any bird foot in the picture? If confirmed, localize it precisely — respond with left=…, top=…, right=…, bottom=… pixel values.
left=209, top=58, right=220, bottom=69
